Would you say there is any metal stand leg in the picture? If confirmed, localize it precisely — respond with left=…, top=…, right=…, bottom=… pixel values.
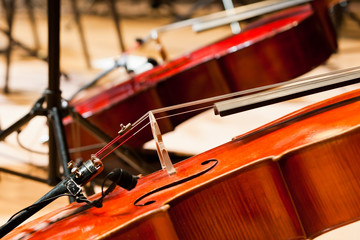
left=25, top=0, right=41, bottom=52
left=70, top=0, right=92, bottom=69
left=346, top=2, right=360, bottom=28
left=1, top=0, right=15, bottom=93
left=108, top=0, right=125, bottom=53
left=45, top=0, right=70, bottom=185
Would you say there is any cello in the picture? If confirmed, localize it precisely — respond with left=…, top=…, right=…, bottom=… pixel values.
left=63, top=0, right=337, bottom=174
left=1, top=66, right=360, bottom=239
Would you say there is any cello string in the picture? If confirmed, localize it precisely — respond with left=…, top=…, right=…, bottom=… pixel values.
left=94, top=105, right=208, bottom=160
left=96, top=105, right=212, bottom=159
left=94, top=113, right=150, bottom=157
left=97, top=121, right=151, bottom=161
left=94, top=134, right=122, bottom=157
left=96, top=103, right=233, bottom=160
left=95, top=100, right=238, bottom=161
left=154, top=105, right=214, bottom=121
left=94, top=112, right=151, bottom=159
left=93, top=66, right=360, bottom=162
left=151, top=66, right=360, bottom=116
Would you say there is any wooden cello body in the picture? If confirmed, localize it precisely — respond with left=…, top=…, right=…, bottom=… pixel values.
left=64, top=3, right=337, bottom=168
left=5, top=87, right=360, bottom=239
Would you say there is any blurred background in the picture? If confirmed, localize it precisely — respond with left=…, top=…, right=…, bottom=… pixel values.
left=0, top=0, right=360, bottom=238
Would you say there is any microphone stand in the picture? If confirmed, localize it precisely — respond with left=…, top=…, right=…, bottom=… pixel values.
left=0, top=0, right=69, bottom=186
left=0, top=0, right=151, bottom=187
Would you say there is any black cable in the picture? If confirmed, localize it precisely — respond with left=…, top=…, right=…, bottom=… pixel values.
left=82, top=168, right=139, bottom=208
left=16, top=129, right=48, bottom=155
left=5, top=193, right=72, bottom=223
left=0, top=167, right=138, bottom=238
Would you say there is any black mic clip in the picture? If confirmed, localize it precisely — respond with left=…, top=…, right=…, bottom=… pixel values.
left=79, top=168, right=139, bottom=208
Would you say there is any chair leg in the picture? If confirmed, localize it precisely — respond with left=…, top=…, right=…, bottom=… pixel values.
left=25, top=0, right=41, bottom=52
left=108, top=0, right=126, bottom=53
left=1, top=0, right=15, bottom=93
left=71, top=0, right=92, bottom=69
left=346, top=2, right=360, bottom=28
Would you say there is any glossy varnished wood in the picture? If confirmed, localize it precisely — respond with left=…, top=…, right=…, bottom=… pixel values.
left=281, top=129, right=360, bottom=238
left=166, top=159, right=305, bottom=240
left=64, top=4, right=336, bottom=167
left=4, top=89, right=360, bottom=239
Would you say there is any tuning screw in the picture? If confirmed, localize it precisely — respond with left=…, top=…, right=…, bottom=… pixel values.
left=71, top=167, right=81, bottom=178
left=67, top=160, right=75, bottom=169
left=118, top=123, right=132, bottom=135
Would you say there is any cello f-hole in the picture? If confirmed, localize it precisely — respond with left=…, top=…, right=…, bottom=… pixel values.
left=134, top=159, right=218, bottom=206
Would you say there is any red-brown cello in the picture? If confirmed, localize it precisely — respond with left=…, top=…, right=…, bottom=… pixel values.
left=63, top=0, right=337, bottom=174
left=2, top=66, right=360, bottom=239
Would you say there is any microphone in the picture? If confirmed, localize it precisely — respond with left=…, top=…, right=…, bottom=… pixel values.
left=147, top=57, right=158, bottom=67
left=76, top=168, right=139, bottom=209
left=107, top=168, right=138, bottom=191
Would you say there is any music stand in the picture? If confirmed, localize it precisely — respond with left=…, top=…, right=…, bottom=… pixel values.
left=0, top=0, right=70, bottom=186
